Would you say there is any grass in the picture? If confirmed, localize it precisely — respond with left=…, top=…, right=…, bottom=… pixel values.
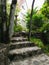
left=30, top=37, right=44, bottom=47
left=30, top=37, right=49, bottom=55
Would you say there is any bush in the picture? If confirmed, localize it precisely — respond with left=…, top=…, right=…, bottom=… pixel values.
left=14, top=24, right=23, bottom=32
left=42, top=23, right=49, bottom=43
left=25, top=12, right=44, bottom=33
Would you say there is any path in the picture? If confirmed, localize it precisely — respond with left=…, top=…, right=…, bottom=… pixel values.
left=10, top=53, right=49, bottom=65
left=8, top=32, right=49, bottom=65
left=9, top=32, right=42, bottom=61
left=0, top=32, right=49, bottom=65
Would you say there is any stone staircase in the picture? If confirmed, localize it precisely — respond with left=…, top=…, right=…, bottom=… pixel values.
left=8, top=32, right=42, bottom=61
left=0, top=32, right=49, bottom=65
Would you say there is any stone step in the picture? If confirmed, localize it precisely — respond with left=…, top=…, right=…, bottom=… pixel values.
left=8, top=46, right=42, bottom=61
left=11, top=37, right=28, bottom=43
left=0, top=44, right=9, bottom=49
left=10, top=53, right=49, bottom=65
left=12, top=31, right=27, bottom=37
left=10, top=41, right=36, bottom=50
left=12, top=32, right=21, bottom=37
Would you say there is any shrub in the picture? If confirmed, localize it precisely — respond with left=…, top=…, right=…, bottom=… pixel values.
left=14, top=24, right=23, bottom=32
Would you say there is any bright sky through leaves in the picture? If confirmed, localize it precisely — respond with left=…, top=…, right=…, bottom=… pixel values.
left=8, top=0, right=45, bottom=28
left=8, top=0, right=45, bottom=10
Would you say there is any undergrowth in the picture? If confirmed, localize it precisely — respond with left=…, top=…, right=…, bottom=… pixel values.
left=30, top=37, right=49, bottom=55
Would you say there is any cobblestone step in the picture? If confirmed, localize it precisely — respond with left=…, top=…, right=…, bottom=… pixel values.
left=10, top=41, right=36, bottom=49
left=10, top=53, right=49, bottom=65
left=8, top=46, right=42, bottom=61
left=11, top=37, right=28, bottom=42
left=12, top=31, right=27, bottom=37
left=12, top=32, right=21, bottom=37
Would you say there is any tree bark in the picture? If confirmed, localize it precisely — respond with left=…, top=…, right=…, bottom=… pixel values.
left=0, top=0, right=2, bottom=42
left=0, top=0, right=7, bottom=43
left=28, top=0, right=35, bottom=41
left=9, top=0, right=17, bottom=39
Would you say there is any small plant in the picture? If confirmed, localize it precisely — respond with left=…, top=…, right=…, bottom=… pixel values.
left=14, top=24, right=23, bottom=32
left=30, top=37, right=49, bottom=55
left=30, top=37, right=44, bottom=48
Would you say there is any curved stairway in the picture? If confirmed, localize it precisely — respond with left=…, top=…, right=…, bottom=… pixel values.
left=8, top=32, right=42, bottom=61
left=0, top=32, right=49, bottom=65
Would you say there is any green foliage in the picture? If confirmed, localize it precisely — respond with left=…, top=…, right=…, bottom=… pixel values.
left=25, top=10, right=44, bottom=32
left=32, top=14, right=44, bottom=28
left=14, top=24, right=23, bottom=32
left=25, top=0, right=49, bottom=47
left=41, top=22, right=49, bottom=32
left=30, top=37, right=44, bottom=48
left=41, top=1, right=49, bottom=19
left=43, top=44, right=49, bottom=55
left=39, top=0, right=49, bottom=44
left=25, top=0, right=49, bottom=34
left=41, top=22, right=49, bottom=43
left=30, top=37, right=49, bottom=55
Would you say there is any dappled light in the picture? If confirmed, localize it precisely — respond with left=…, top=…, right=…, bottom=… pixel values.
left=0, top=0, right=49, bottom=65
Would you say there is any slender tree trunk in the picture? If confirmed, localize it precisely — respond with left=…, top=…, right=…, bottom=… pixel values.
left=0, top=0, right=2, bottom=42
left=0, top=0, right=7, bottom=43
left=28, top=0, right=35, bottom=41
left=9, top=0, right=17, bottom=39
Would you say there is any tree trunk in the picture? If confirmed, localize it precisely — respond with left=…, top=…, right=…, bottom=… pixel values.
left=9, top=0, right=17, bottom=39
left=28, top=0, right=35, bottom=41
left=0, top=0, right=7, bottom=43
left=0, top=0, right=2, bottom=42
